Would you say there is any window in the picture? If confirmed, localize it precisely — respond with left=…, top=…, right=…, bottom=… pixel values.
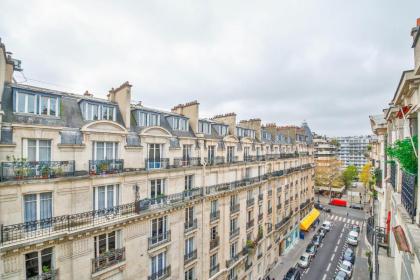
left=214, top=124, right=227, bottom=136
left=185, top=175, right=194, bottom=191
left=182, top=144, right=192, bottom=161
left=207, top=145, right=215, bottom=162
left=25, top=248, right=53, bottom=279
left=210, top=226, right=218, bottom=240
left=138, top=111, right=160, bottom=127
left=93, top=142, right=118, bottom=160
left=151, top=216, right=168, bottom=242
left=27, top=139, right=51, bottom=161
left=230, top=241, right=238, bottom=258
left=230, top=218, right=238, bottom=232
left=93, top=185, right=119, bottom=210
left=245, top=167, right=251, bottom=179
left=172, top=117, right=188, bottom=131
left=185, top=207, right=194, bottom=225
left=247, top=210, right=252, bottom=222
left=210, top=253, right=218, bottom=268
left=247, top=190, right=253, bottom=200
left=185, top=267, right=195, bottom=280
left=211, top=200, right=218, bottom=213
left=151, top=251, right=167, bottom=276
left=150, top=179, right=165, bottom=199
left=185, top=236, right=194, bottom=255
left=15, top=91, right=59, bottom=117
left=94, top=230, right=121, bottom=258
left=24, top=192, right=52, bottom=227
left=148, top=144, right=162, bottom=161
left=244, top=147, right=250, bottom=160
left=198, top=121, right=211, bottom=134
left=82, top=102, right=116, bottom=121
left=227, top=146, right=235, bottom=162
left=230, top=195, right=238, bottom=207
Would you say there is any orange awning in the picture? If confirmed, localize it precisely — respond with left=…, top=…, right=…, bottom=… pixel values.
left=392, top=226, right=410, bottom=253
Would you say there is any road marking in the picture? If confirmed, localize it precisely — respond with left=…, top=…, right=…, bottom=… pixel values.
left=330, top=255, right=334, bottom=262
left=338, top=217, right=342, bottom=222
left=334, top=245, right=338, bottom=252
left=322, top=274, right=327, bottom=280
left=327, top=263, right=331, bottom=271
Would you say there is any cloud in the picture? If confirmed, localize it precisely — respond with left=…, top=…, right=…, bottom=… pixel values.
left=1, top=0, right=419, bottom=136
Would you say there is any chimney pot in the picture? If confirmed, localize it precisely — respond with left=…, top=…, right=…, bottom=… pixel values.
left=417, top=18, right=420, bottom=27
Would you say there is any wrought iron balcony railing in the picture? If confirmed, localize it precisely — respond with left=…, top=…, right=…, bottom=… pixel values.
left=89, top=159, right=124, bottom=175
left=173, top=157, right=201, bottom=168
left=210, top=210, right=220, bottom=222
left=184, top=249, right=197, bottom=264
left=246, top=198, right=255, bottom=207
left=226, top=253, right=240, bottom=268
left=27, top=269, right=59, bottom=280
left=148, top=265, right=171, bottom=280
left=227, top=156, right=239, bottom=163
left=205, top=156, right=225, bottom=165
left=148, top=231, right=171, bottom=249
left=401, top=170, right=417, bottom=220
left=91, top=247, right=126, bottom=274
left=258, top=213, right=263, bottom=221
left=209, top=264, right=219, bottom=277
left=390, top=162, right=397, bottom=190
left=184, top=219, right=198, bottom=233
left=230, top=228, right=239, bottom=239
left=1, top=160, right=75, bottom=181
left=210, top=236, right=220, bottom=250
left=145, top=158, right=169, bottom=170
left=246, top=219, right=254, bottom=229
left=230, top=203, right=240, bottom=214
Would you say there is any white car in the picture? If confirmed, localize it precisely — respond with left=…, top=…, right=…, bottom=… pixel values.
left=298, top=253, right=312, bottom=268
left=338, top=260, right=353, bottom=277
left=347, top=230, right=359, bottom=246
left=321, top=221, right=332, bottom=231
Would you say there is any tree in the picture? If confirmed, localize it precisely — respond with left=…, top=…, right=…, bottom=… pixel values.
left=315, top=158, right=343, bottom=202
left=360, top=163, right=372, bottom=188
left=342, top=165, right=358, bottom=188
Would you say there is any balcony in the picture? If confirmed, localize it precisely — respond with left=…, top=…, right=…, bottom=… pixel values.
left=401, top=170, right=417, bottom=220
left=0, top=160, right=75, bottom=181
left=209, top=264, right=219, bottom=277
left=230, top=203, right=240, bottom=214
left=91, top=247, right=126, bottom=274
left=148, top=231, right=171, bottom=249
left=210, top=210, right=220, bottom=222
left=184, top=219, right=198, bottom=233
left=206, top=156, right=225, bottom=166
left=210, top=236, right=219, bottom=250
left=267, top=224, right=273, bottom=233
left=27, top=269, right=58, bottom=280
left=244, top=155, right=256, bottom=162
left=246, top=219, right=255, bottom=229
left=258, top=213, right=263, bottom=222
left=145, top=158, right=169, bottom=170
left=226, top=254, right=240, bottom=268
left=173, top=157, right=201, bottom=168
left=256, top=155, right=266, bottom=161
left=89, top=159, right=124, bottom=175
left=227, top=156, right=239, bottom=164
left=390, top=162, right=397, bottom=190
left=184, top=249, right=197, bottom=265
left=245, top=260, right=253, bottom=271
left=258, top=193, right=263, bottom=201
left=247, top=198, right=255, bottom=207
left=148, top=265, right=171, bottom=280
left=268, top=207, right=272, bottom=215
left=230, top=228, right=239, bottom=239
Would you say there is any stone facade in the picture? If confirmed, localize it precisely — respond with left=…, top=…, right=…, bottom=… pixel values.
left=0, top=41, right=315, bottom=280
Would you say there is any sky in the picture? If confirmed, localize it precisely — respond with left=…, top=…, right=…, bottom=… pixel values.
left=1, top=0, right=419, bottom=136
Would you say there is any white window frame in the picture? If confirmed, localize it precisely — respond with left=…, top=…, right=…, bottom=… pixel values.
left=23, top=192, right=53, bottom=222
left=93, top=184, right=120, bottom=210
left=25, top=139, right=52, bottom=162
left=93, top=142, right=118, bottom=160
left=151, top=251, right=166, bottom=275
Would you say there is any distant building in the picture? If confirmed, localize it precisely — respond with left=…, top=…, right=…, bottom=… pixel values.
left=335, top=136, right=371, bottom=170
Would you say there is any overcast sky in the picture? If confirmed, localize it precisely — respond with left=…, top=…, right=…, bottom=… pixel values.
left=1, top=0, right=419, bottom=136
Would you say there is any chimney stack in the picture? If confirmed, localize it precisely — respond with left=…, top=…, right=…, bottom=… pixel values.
left=239, top=118, right=262, bottom=140
left=108, top=81, right=132, bottom=129
left=212, top=113, right=237, bottom=136
left=171, top=101, right=199, bottom=132
left=411, top=18, right=420, bottom=69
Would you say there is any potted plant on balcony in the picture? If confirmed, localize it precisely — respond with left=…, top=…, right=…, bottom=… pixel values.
left=41, top=164, right=50, bottom=179
left=386, top=136, right=418, bottom=174
left=6, top=155, right=27, bottom=180
left=99, top=162, right=109, bottom=174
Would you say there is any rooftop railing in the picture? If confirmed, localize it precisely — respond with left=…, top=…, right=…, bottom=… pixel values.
left=1, top=160, right=75, bottom=181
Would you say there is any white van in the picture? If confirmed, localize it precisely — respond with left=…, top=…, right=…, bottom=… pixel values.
left=347, top=230, right=359, bottom=246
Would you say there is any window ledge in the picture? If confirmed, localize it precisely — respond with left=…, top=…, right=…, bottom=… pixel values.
left=57, top=144, right=86, bottom=150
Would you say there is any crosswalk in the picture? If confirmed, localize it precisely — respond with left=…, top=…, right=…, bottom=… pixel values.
left=327, top=214, right=361, bottom=226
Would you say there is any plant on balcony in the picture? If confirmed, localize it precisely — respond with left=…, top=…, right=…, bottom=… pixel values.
left=6, top=155, right=27, bottom=180
left=42, top=265, right=51, bottom=273
left=246, top=239, right=255, bottom=249
left=41, top=164, right=50, bottom=179
left=98, top=162, right=109, bottom=174
left=386, top=136, right=418, bottom=174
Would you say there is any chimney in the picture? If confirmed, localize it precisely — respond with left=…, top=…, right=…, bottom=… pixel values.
left=108, top=81, right=132, bottom=129
left=171, top=101, right=199, bottom=133
left=84, top=90, right=93, bottom=97
left=212, top=112, right=237, bottom=136
left=264, top=123, right=278, bottom=139
left=239, top=118, right=262, bottom=140
left=411, top=18, right=420, bottom=69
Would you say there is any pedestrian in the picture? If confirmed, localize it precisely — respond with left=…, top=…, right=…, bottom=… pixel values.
left=346, top=212, right=349, bottom=217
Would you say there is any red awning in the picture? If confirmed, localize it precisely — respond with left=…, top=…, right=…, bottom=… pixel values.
left=396, top=106, right=411, bottom=119
left=392, top=225, right=410, bottom=253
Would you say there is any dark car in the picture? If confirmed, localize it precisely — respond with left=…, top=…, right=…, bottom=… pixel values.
left=283, top=267, right=301, bottom=280
left=350, top=204, right=364, bottom=210
left=314, top=203, right=324, bottom=210
left=312, top=235, right=322, bottom=247
left=334, top=270, right=349, bottom=280
left=342, top=247, right=355, bottom=264
left=306, top=243, right=317, bottom=257
left=323, top=207, right=331, bottom=213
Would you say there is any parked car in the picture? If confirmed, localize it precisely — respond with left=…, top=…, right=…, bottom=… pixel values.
left=314, top=203, right=324, bottom=210
left=334, top=270, right=349, bottom=280
left=342, top=247, right=355, bottom=264
left=323, top=207, right=331, bottom=213
left=305, top=243, right=317, bottom=257
left=283, top=267, right=301, bottom=280
left=312, top=235, right=322, bottom=247
left=350, top=204, right=364, bottom=210
left=351, top=225, right=361, bottom=234
left=347, top=230, right=359, bottom=246
left=298, top=253, right=312, bottom=268
left=338, top=260, right=353, bottom=277
left=317, top=228, right=326, bottom=238
left=321, top=221, right=332, bottom=231
left=330, top=199, right=347, bottom=207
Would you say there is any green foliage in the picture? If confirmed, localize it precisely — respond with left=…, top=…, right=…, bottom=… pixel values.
left=342, top=165, right=358, bottom=188
left=386, top=136, right=418, bottom=174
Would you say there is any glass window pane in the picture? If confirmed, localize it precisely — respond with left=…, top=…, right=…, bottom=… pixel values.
left=17, top=92, right=26, bottom=112
left=25, top=252, right=39, bottom=278
left=96, top=142, right=104, bottom=160
left=98, top=186, right=105, bottom=210
left=98, top=233, right=107, bottom=255
left=105, top=143, right=113, bottom=160
left=41, top=248, right=53, bottom=271
left=108, top=231, right=116, bottom=251
left=24, top=194, right=37, bottom=222
left=28, top=139, right=37, bottom=161
left=49, top=97, right=56, bottom=116
left=27, top=94, right=35, bottom=114
left=38, top=140, right=51, bottom=161
left=107, top=185, right=114, bottom=208
left=40, top=193, right=52, bottom=220
left=40, top=96, right=49, bottom=115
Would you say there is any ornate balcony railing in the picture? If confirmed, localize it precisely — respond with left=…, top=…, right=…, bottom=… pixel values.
left=210, top=210, right=220, bottom=222
left=268, top=207, right=272, bottom=215
left=89, top=159, right=124, bottom=175
left=148, top=231, right=171, bottom=249
left=205, top=156, right=225, bottom=166
left=258, top=193, right=263, bottom=201
left=230, top=228, right=239, bottom=239
left=230, top=203, right=240, bottom=214
left=226, top=254, right=240, bottom=268
left=148, top=265, right=171, bottom=280
left=258, top=213, right=263, bottom=221
left=1, top=160, right=75, bottom=181
left=184, top=249, right=197, bottom=264
left=210, top=236, right=219, bottom=250
left=246, top=198, right=255, bottom=207
left=401, top=170, right=417, bottom=220
left=227, top=156, right=239, bottom=163
left=246, top=219, right=254, bottom=229
left=184, top=219, right=198, bottom=233
left=145, top=158, right=169, bottom=170
left=27, top=269, right=59, bottom=280
left=209, top=264, right=219, bottom=277
left=275, top=216, right=290, bottom=230
left=91, top=247, right=126, bottom=274
left=173, top=157, right=201, bottom=168
left=244, top=155, right=256, bottom=162
left=256, top=155, right=266, bottom=161
left=390, top=162, right=397, bottom=190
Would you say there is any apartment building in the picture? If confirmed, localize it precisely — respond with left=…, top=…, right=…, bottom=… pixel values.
left=0, top=40, right=315, bottom=280
left=313, top=135, right=338, bottom=167
left=368, top=18, right=420, bottom=280
left=335, top=136, right=370, bottom=170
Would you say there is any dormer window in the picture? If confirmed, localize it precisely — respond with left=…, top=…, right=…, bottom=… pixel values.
left=137, top=111, right=160, bottom=127
left=170, top=116, right=188, bottom=131
left=14, top=90, right=60, bottom=117
left=81, top=101, right=116, bottom=121
left=237, top=127, right=255, bottom=138
left=198, top=121, right=211, bottom=134
left=262, top=131, right=271, bottom=141
left=214, top=124, right=228, bottom=136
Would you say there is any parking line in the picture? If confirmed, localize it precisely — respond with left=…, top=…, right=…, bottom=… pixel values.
left=330, top=255, right=334, bottom=262
left=327, top=263, right=331, bottom=271
left=322, top=274, right=327, bottom=280
left=334, top=245, right=338, bottom=253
